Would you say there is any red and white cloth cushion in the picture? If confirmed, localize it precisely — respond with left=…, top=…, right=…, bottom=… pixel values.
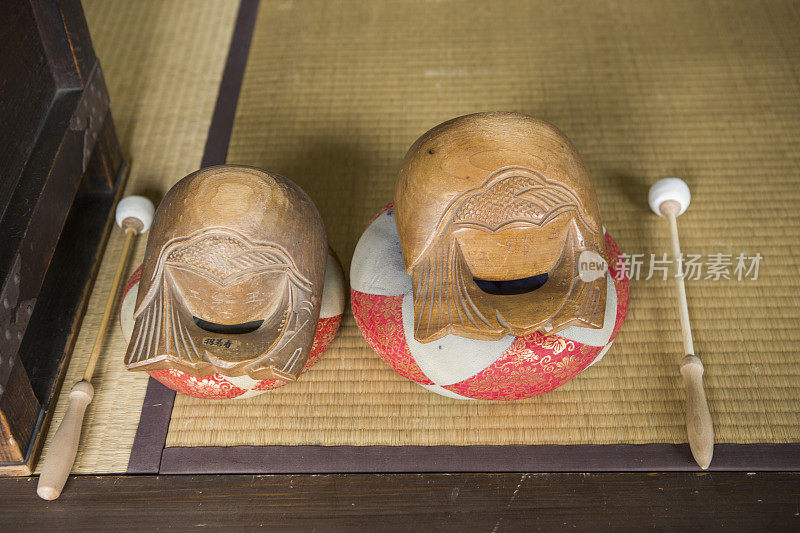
left=120, top=254, right=345, bottom=399
left=351, top=204, right=629, bottom=401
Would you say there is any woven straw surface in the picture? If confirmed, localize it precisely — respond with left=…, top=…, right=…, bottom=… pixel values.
left=166, top=0, right=800, bottom=447
left=36, top=0, right=239, bottom=473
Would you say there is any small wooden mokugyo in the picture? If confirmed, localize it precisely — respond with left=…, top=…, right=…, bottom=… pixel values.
left=0, top=0, right=127, bottom=475
left=124, top=166, right=328, bottom=384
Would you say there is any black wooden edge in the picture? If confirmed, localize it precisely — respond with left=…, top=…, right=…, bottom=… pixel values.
left=200, top=0, right=261, bottom=168
left=125, top=378, right=174, bottom=473
left=0, top=162, right=128, bottom=473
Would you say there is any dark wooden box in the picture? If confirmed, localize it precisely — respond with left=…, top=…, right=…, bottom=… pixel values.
left=0, top=0, right=126, bottom=475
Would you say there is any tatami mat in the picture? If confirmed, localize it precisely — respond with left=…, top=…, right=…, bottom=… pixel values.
left=165, top=0, right=800, bottom=447
left=42, top=0, right=800, bottom=472
left=36, top=0, right=239, bottom=473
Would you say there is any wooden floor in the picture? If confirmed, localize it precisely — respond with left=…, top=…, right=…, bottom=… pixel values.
left=6, top=2, right=798, bottom=530
left=2, top=473, right=798, bottom=531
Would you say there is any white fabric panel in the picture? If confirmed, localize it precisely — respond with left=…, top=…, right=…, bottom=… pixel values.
left=349, top=209, right=411, bottom=296
left=402, top=292, right=514, bottom=386
left=320, top=253, right=345, bottom=319
left=234, top=389, right=267, bottom=399
left=225, top=374, right=264, bottom=398
left=585, top=339, right=614, bottom=369
left=225, top=373, right=259, bottom=390
left=555, top=273, right=616, bottom=347
left=419, top=383, right=475, bottom=400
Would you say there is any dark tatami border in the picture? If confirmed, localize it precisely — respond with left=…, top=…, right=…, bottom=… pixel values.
left=158, top=443, right=800, bottom=474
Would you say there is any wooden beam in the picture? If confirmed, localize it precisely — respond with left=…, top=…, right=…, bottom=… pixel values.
left=3, top=473, right=799, bottom=529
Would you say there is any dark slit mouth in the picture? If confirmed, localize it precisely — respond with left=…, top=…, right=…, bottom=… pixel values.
left=473, top=273, right=549, bottom=295
left=193, top=317, right=263, bottom=335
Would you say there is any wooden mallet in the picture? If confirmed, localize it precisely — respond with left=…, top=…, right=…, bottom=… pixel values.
left=37, top=195, right=155, bottom=500
left=649, top=178, right=714, bottom=469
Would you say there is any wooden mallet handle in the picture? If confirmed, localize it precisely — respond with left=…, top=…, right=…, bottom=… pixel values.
left=651, top=179, right=714, bottom=469
left=680, top=355, right=714, bottom=469
left=37, top=196, right=153, bottom=500
left=36, top=381, right=94, bottom=500
left=662, top=200, right=714, bottom=469
left=36, top=229, right=135, bottom=500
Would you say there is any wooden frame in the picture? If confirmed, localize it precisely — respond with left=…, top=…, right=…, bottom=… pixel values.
left=0, top=0, right=126, bottom=475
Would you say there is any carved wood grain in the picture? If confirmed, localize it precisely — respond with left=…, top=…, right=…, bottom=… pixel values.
left=395, top=112, right=608, bottom=343
left=124, top=165, right=327, bottom=382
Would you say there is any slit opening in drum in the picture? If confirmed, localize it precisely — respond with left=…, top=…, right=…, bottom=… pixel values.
left=473, top=272, right=549, bottom=295
left=192, top=317, right=263, bottom=334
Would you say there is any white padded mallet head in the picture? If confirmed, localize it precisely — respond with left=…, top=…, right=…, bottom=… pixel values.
left=115, top=195, right=155, bottom=233
left=648, top=177, right=691, bottom=217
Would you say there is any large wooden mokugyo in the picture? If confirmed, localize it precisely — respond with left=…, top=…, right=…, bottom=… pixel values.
left=352, top=113, right=628, bottom=400
left=0, top=0, right=126, bottom=475
left=123, top=165, right=343, bottom=398
left=395, top=112, right=607, bottom=343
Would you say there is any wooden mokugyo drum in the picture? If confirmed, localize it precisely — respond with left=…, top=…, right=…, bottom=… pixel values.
left=120, top=165, right=344, bottom=399
left=351, top=113, right=629, bottom=400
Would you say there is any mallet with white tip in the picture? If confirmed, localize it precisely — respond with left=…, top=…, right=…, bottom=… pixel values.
left=649, top=177, right=714, bottom=470
left=37, top=195, right=155, bottom=500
